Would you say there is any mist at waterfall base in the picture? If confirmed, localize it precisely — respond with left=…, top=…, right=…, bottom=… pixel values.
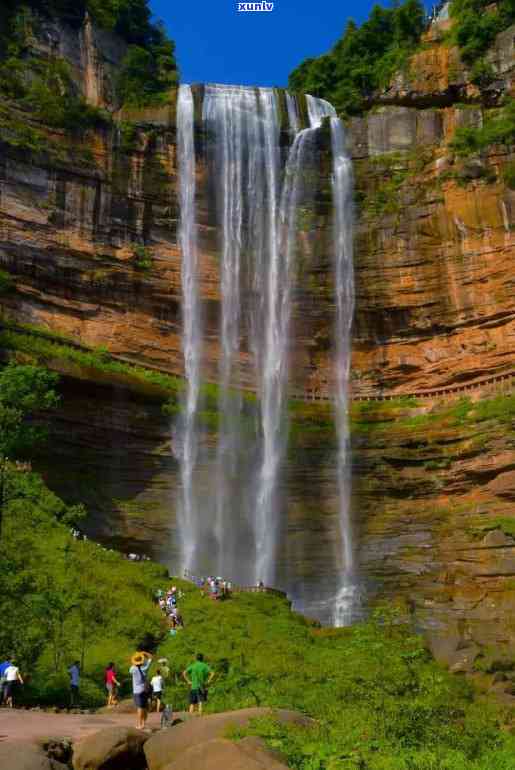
left=174, top=84, right=358, bottom=626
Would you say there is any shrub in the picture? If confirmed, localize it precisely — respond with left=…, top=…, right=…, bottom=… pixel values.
left=0, top=268, right=14, bottom=295
left=502, top=160, right=515, bottom=189
left=116, top=35, right=178, bottom=108
left=470, top=57, right=496, bottom=87
left=451, top=99, right=515, bottom=156
left=450, top=0, right=515, bottom=65
left=132, top=244, right=153, bottom=271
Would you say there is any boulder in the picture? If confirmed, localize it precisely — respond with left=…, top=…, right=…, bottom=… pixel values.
left=161, top=738, right=288, bottom=770
left=448, top=645, right=480, bottom=674
left=72, top=726, right=148, bottom=770
left=488, top=471, right=515, bottom=501
left=426, top=632, right=460, bottom=666
left=37, top=738, right=73, bottom=765
left=0, top=742, right=65, bottom=770
left=144, top=708, right=311, bottom=770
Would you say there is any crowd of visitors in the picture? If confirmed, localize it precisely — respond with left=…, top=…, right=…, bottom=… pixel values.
left=155, top=585, right=185, bottom=632
left=1, top=578, right=217, bottom=727
left=185, top=571, right=234, bottom=600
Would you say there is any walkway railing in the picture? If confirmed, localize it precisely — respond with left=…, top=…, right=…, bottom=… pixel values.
left=182, top=571, right=287, bottom=600
left=2, top=321, right=514, bottom=405
left=294, top=369, right=515, bottom=404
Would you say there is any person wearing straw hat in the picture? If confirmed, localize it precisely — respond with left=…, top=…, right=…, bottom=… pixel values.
left=129, top=651, right=153, bottom=730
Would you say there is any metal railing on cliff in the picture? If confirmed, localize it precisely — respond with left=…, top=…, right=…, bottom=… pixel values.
left=2, top=320, right=514, bottom=405
left=182, top=570, right=288, bottom=600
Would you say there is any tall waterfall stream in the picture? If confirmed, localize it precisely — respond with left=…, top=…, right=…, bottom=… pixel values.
left=175, top=84, right=357, bottom=625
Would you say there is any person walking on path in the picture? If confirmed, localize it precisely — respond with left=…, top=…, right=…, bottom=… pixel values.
left=0, top=657, right=12, bottom=704
left=151, top=669, right=164, bottom=713
left=182, top=653, right=214, bottom=716
left=105, top=663, right=120, bottom=707
left=68, top=661, right=80, bottom=708
left=4, top=659, right=24, bottom=708
left=129, top=651, right=153, bottom=730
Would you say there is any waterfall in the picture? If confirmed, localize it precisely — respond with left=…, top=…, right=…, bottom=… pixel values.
left=306, top=94, right=336, bottom=127
left=330, top=117, right=357, bottom=626
left=285, top=92, right=300, bottom=134
left=203, top=85, right=247, bottom=574
left=175, top=84, right=202, bottom=570
left=174, top=85, right=357, bottom=622
left=254, top=89, right=282, bottom=585
left=306, top=95, right=358, bottom=625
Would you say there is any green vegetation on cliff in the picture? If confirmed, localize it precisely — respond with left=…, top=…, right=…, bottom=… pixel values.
left=288, top=0, right=425, bottom=116
left=0, top=6, right=109, bottom=131
left=0, top=0, right=177, bottom=117
left=154, top=586, right=515, bottom=770
left=0, top=361, right=167, bottom=706
left=451, top=98, right=515, bottom=156
left=451, top=0, right=515, bottom=68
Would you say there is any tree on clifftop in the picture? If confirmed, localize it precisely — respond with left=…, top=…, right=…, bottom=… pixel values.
left=288, top=0, right=426, bottom=116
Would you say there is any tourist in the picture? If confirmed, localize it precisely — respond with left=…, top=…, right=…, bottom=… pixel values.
left=105, top=663, right=120, bottom=707
left=151, top=668, right=164, bottom=713
left=0, top=656, right=12, bottom=704
left=158, top=658, right=170, bottom=680
left=68, top=660, right=80, bottom=708
left=182, top=653, right=214, bottom=716
left=129, top=651, right=153, bottom=730
left=4, top=659, right=24, bottom=708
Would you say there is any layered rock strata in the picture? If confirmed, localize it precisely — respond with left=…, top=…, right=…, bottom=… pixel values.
left=1, top=13, right=515, bottom=659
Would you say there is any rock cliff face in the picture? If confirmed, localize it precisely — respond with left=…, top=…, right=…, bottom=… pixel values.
left=1, top=13, right=515, bottom=671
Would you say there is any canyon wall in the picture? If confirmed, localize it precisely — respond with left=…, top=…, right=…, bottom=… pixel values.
left=1, top=12, right=515, bottom=680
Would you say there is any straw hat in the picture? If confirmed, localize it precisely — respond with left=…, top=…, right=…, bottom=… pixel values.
left=131, top=652, right=146, bottom=666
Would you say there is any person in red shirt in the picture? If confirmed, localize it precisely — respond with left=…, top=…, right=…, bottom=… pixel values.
left=105, top=663, right=120, bottom=707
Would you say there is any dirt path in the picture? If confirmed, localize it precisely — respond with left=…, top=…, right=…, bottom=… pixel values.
left=0, top=707, right=189, bottom=745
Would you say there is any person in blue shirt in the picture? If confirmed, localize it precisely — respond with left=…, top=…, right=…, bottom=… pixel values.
left=68, top=661, right=80, bottom=708
left=0, top=658, right=12, bottom=704
left=129, top=651, right=153, bottom=730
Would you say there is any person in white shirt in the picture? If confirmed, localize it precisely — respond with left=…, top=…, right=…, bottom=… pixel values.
left=150, top=669, right=164, bottom=713
left=5, top=660, right=24, bottom=708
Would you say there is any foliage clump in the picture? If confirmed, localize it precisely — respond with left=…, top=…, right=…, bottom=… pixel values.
left=502, top=159, right=515, bottom=189
left=0, top=6, right=109, bottom=132
left=0, top=1, right=178, bottom=114
left=451, top=99, right=515, bottom=156
left=288, top=0, right=426, bottom=116
left=0, top=269, right=15, bottom=295
left=451, top=0, right=515, bottom=65
left=131, top=244, right=153, bottom=271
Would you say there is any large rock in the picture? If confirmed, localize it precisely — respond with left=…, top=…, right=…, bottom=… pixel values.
left=72, top=726, right=148, bottom=770
left=0, top=742, right=66, bottom=770
left=161, top=737, right=288, bottom=770
left=144, top=709, right=311, bottom=770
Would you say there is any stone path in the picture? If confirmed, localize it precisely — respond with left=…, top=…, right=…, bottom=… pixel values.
left=0, top=707, right=188, bottom=746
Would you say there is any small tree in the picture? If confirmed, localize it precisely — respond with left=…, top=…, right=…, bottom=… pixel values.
left=0, top=362, right=60, bottom=537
